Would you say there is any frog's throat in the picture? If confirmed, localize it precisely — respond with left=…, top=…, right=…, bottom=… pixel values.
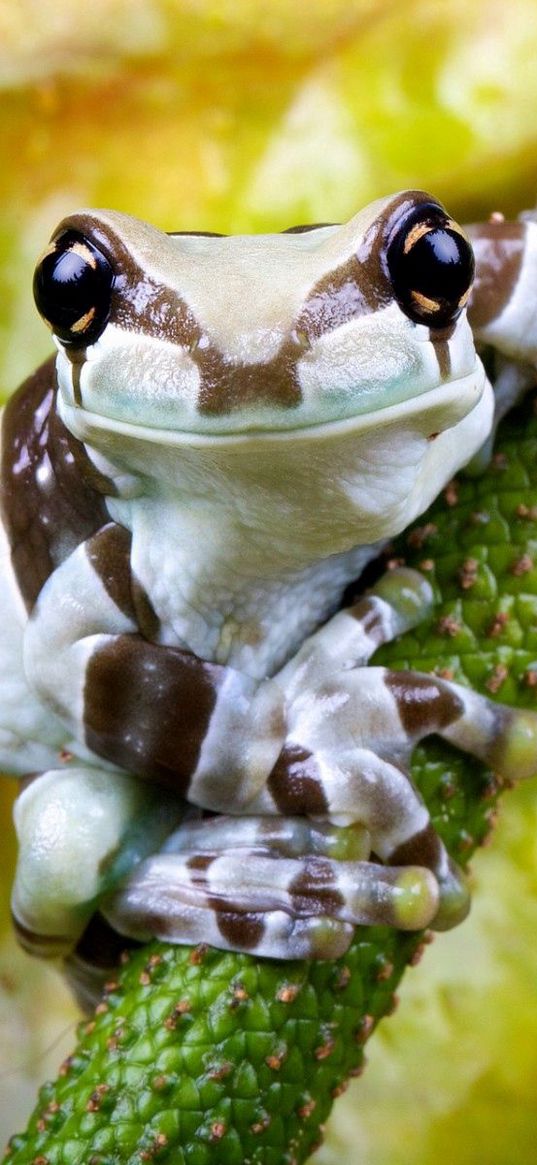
left=59, top=363, right=487, bottom=452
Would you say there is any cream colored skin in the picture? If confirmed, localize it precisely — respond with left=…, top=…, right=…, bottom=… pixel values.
left=5, top=194, right=537, bottom=986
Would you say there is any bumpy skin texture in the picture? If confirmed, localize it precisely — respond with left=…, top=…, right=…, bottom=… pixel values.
left=7, top=389, right=537, bottom=1165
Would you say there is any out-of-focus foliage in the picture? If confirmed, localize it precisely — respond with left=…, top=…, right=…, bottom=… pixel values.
left=1, top=2, right=537, bottom=1161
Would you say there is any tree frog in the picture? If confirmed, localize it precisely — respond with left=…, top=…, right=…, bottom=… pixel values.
left=2, top=191, right=537, bottom=997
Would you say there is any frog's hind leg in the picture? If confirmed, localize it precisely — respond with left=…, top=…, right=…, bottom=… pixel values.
left=102, top=812, right=440, bottom=962
left=11, top=765, right=185, bottom=958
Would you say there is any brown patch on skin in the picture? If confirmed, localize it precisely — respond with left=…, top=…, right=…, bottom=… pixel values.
left=86, top=521, right=161, bottom=638
left=132, top=576, right=161, bottom=640
left=390, top=822, right=443, bottom=869
left=1, top=359, right=111, bottom=610
left=186, top=852, right=267, bottom=951
left=84, top=637, right=225, bottom=788
left=346, top=596, right=384, bottom=640
left=195, top=337, right=303, bottom=415
left=186, top=852, right=216, bottom=874
left=268, top=745, right=328, bottom=815
left=467, top=221, right=526, bottom=329
left=295, top=265, right=391, bottom=343
left=431, top=335, right=451, bottom=380
left=288, top=857, right=345, bottom=917
left=86, top=523, right=135, bottom=620
left=63, top=344, right=87, bottom=406
left=384, top=670, right=464, bottom=738
left=216, top=911, right=265, bottom=950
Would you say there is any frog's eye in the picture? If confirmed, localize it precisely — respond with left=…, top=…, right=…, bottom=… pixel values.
left=386, top=204, right=475, bottom=329
left=33, top=231, right=114, bottom=346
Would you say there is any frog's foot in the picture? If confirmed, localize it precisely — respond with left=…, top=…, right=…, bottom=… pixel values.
left=250, top=669, right=537, bottom=934
left=102, top=813, right=440, bottom=961
left=11, top=765, right=185, bottom=958
left=281, top=567, right=435, bottom=682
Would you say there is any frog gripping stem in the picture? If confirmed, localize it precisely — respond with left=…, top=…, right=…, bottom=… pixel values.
left=6, top=388, right=537, bottom=1164
left=4, top=195, right=537, bottom=1161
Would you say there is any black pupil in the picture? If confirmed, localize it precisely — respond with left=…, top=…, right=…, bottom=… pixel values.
left=388, top=206, right=474, bottom=328
left=405, top=227, right=472, bottom=302
left=33, top=231, right=113, bottom=344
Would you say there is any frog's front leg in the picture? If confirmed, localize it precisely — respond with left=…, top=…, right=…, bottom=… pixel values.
left=21, top=533, right=537, bottom=962
left=20, top=541, right=440, bottom=958
left=22, top=523, right=285, bottom=804
left=99, top=568, right=537, bottom=961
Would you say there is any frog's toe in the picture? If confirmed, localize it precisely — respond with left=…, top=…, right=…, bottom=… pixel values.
left=364, top=566, right=434, bottom=636
left=102, top=846, right=440, bottom=961
left=440, top=689, right=537, bottom=781
left=490, top=707, right=537, bottom=781
left=429, top=861, right=471, bottom=931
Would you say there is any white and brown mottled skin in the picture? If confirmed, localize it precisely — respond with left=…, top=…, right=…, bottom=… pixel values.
left=2, top=192, right=537, bottom=1005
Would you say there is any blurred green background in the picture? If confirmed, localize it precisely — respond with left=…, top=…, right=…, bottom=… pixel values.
left=1, top=1, right=537, bottom=1159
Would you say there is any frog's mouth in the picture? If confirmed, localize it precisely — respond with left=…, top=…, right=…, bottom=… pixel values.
left=59, top=365, right=488, bottom=451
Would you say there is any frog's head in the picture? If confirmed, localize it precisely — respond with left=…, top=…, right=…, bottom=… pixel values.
left=33, top=192, right=491, bottom=554
left=35, top=190, right=479, bottom=434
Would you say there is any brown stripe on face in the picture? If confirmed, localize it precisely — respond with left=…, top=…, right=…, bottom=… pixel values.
left=384, top=671, right=464, bottom=738
left=57, top=194, right=436, bottom=421
left=84, top=636, right=226, bottom=790
left=1, top=358, right=111, bottom=610
left=292, top=193, right=432, bottom=346
left=268, top=745, right=328, bottom=815
left=54, top=213, right=204, bottom=350
left=467, top=221, right=526, bottom=329
left=288, top=857, right=345, bottom=917
left=295, top=263, right=392, bottom=344
left=429, top=323, right=456, bottom=381
left=194, top=336, right=303, bottom=415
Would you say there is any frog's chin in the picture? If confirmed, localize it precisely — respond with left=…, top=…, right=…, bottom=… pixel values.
left=59, top=363, right=487, bottom=454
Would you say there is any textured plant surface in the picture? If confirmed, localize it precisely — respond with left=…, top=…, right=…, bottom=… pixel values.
left=4, top=393, right=537, bottom=1165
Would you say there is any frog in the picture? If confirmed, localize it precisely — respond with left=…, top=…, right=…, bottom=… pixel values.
left=2, top=190, right=537, bottom=997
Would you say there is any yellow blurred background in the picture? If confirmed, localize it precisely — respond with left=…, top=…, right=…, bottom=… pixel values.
left=1, top=1, right=537, bottom=1160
